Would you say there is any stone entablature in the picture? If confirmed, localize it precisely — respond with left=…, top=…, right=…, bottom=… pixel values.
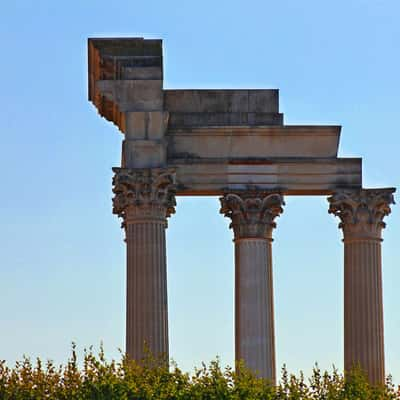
left=88, top=37, right=361, bottom=195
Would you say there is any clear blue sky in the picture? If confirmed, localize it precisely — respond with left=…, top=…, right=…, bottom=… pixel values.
left=1, top=0, right=399, bottom=381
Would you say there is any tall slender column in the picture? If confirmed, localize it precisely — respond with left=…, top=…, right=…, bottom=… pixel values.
left=220, top=193, right=285, bottom=382
left=328, top=188, right=395, bottom=385
left=112, top=167, right=176, bottom=361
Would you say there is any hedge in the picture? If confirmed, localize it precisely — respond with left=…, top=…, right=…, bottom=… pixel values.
left=0, top=344, right=399, bottom=399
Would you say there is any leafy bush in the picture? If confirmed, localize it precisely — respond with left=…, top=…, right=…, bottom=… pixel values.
left=0, top=344, right=399, bottom=399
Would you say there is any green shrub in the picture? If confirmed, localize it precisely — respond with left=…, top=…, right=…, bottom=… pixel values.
left=0, top=345, right=398, bottom=399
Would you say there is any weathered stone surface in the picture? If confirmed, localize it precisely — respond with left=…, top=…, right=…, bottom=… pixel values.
left=328, top=188, right=395, bottom=385
left=248, top=90, right=280, bottom=113
left=125, top=111, right=169, bottom=140
left=164, top=90, right=279, bottom=113
left=97, top=80, right=163, bottom=112
left=122, top=66, right=162, bottom=80
left=88, top=38, right=163, bottom=131
left=168, top=112, right=283, bottom=127
left=167, top=126, right=340, bottom=159
left=123, top=111, right=169, bottom=168
left=234, top=238, right=276, bottom=381
left=125, top=220, right=169, bottom=361
left=170, top=158, right=361, bottom=195
left=122, top=140, right=167, bottom=168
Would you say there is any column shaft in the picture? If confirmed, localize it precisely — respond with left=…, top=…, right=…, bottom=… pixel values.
left=220, top=192, right=284, bottom=383
left=328, top=188, right=395, bottom=385
left=126, top=221, right=169, bottom=360
left=112, top=167, right=176, bottom=362
left=235, top=238, right=275, bottom=381
left=344, top=239, right=384, bottom=384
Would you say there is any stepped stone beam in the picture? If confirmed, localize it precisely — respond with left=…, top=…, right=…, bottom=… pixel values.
left=328, top=188, right=395, bottom=385
left=220, top=193, right=285, bottom=383
left=113, top=167, right=176, bottom=361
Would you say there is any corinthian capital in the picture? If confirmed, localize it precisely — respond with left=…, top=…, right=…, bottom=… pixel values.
left=112, top=168, right=176, bottom=224
left=328, top=188, right=395, bottom=241
left=220, top=193, right=285, bottom=240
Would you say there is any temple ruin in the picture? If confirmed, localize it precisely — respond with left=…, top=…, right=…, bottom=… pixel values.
left=88, top=37, right=395, bottom=384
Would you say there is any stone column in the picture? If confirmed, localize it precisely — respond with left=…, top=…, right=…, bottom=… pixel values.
left=112, top=167, right=176, bottom=361
left=220, top=193, right=285, bottom=382
left=328, top=188, right=395, bottom=385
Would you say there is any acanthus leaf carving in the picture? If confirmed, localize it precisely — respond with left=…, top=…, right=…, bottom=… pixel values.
left=220, top=192, right=285, bottom=240
left=328, top=188, right=395, bottom=240
left=112, top=168, right=176, bottom=225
